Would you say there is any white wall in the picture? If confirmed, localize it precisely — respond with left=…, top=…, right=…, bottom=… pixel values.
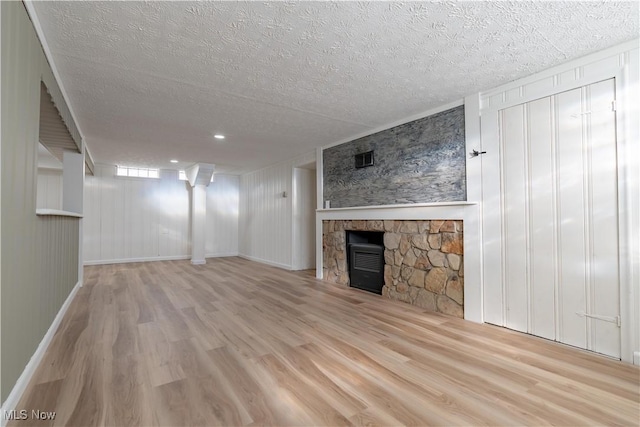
left=239, top=151, right=315, bottom=269
left=474, top=40, right=639, bottom=364
left=292, top=167, right=316, bottom=270
left=36, top=169, right=62, bottom=210
left=206, top=174, right=239, bottom=257
left=84, top=164, right=239, bottom=264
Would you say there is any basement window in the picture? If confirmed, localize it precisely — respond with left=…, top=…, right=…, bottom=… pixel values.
left=116, top=166, right=159, bottom=178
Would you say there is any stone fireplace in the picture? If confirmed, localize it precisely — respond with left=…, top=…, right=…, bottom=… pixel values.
left=322, top=219, right=464, bottom=318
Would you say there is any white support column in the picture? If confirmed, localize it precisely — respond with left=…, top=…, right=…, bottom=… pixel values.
left=186, top=163, right=215, bottom=265
left=315, top=146, right=324, bottom=279
left=191, top=184, right=207, bottom=264
left=62, top=150, right=85, bottom=285
left=62, top=151, right=84, bottom=214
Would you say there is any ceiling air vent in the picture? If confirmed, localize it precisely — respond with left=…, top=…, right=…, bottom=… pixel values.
left=355, top=150, right=374, bottom=168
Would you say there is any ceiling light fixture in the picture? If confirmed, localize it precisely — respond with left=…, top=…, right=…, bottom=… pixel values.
left=170, top=159, right=178, bottom=163
left=214, top=134, right=225, bottom=140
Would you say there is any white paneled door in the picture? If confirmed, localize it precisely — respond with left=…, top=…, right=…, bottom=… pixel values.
left=487, top=79, right=620, bottom=358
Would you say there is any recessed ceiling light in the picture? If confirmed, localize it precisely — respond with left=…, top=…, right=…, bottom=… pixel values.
left=170, top=159, right=178, bottom=163
left=214, top=134, right=225, bottom=140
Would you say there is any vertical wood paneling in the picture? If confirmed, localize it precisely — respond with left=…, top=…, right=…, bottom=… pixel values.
left=500, top=105, right=529, bottom=333
left=496, top=80, right=620, bottom=359
left=481, top=42, right=637, bottom=363
left=481, top=112, right=505, bottom=326
left=527, top=97, right=557, bottom=340
left=239, top=152, right=315, bottom=269
left=292, top=168, right=316, bottom=270
left=83, top=167, right=239, bottom=263
left=556, top=86, right=588, bottom=350
left=36, top=169, right=62, bottom=209
left=206, top=174, right=239, bottom=256
left=587, top=79, right=620, bottom=357
left=1, top=1, right=80, bottom=403
left=36, top=217, right=79, bottom=317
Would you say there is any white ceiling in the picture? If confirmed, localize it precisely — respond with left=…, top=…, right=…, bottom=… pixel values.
left=32, top=1, right=638, bottom=174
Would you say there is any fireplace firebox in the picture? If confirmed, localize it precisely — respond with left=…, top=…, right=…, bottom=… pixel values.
left=346, top=231, right=384, bottom=294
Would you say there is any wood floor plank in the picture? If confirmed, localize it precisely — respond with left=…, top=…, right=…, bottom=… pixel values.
left=10, top=257, right=639, bottom=426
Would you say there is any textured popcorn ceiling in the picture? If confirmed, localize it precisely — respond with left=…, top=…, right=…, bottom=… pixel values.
left=32, top=1, right=638, bottom=173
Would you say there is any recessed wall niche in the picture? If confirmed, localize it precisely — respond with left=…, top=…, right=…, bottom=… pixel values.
left=323, top=106, right=466, bottom=208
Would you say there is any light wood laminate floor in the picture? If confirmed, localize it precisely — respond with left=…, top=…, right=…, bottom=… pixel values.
left=12, top=257, right=640, bottom=426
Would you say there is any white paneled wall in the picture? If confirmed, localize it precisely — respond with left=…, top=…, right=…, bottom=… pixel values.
left=240, top=151, right=315, bottom=269
left=292, top=167, right=316, bottom=270
left=206, top=174, right=239, bottom=257
left=479, top=41, right=639, bottom=363
left=496, top=81, right=620, bottom=358
left=36, top=169, right=62, bottom=210
left=84, top=165, right=239, bottom=264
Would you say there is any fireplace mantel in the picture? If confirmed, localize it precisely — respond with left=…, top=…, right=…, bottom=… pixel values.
left=317, top=201, right=476, bottom=212
left=315, top=201, right=482, bottom=323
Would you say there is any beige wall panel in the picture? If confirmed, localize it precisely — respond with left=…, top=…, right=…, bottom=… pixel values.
left=1, top=2, right=80, bottom=403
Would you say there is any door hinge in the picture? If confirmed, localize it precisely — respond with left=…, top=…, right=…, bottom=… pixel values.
left=576, top=311, right=621, bottom=327
left=612, top=100, right=617, bottom=112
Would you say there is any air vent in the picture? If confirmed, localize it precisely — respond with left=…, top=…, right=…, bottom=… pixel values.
left=355, top=150, right=374, bottom=168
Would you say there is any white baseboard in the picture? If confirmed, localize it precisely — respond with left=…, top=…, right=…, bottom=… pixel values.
left=0, top=280, right=81, bottom=426
left=84, top=255, right=190, bottom=266
left=634, top=351, right=640, bottom=365
left=84, top=253, right=239, bottom=266
left=205, top=253, right=239, bottom=258
left=238, top=254, right=292, bottom=270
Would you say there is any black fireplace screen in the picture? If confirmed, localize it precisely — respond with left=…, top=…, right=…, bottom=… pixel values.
left=349, top=243, right=384, bottom=294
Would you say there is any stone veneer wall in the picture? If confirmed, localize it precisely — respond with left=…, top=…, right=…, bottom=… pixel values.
left=322, top=219, right=463, bottom=318
left=322, top=106, right=466, bottom=208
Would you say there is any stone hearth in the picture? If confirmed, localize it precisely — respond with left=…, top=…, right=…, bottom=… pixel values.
left=322, top=219, right=463, bottom=318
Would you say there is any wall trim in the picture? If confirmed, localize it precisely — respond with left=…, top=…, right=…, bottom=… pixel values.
left=318, top=201, right=475, bottom=213
left=238, top=254, right=292, bottom=271
left=0, top=280, right=81, bottom=424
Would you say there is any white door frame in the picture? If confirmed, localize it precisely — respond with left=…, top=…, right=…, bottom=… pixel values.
left=476, top=41, right=639, bottom=363
left=291, top=162, right=317, bottom=271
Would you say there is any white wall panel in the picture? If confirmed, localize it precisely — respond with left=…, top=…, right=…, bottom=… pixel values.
left=556, top=87, right=588, bottom=351
left=500, top=105, right=529, bottom=333
left=587, top=79, right=620, bottom=358
left=206, top=174, right=239, bottom=257
left=292, top=167, right=316, bottom=270
left=480, top=41, right=638, bottom=363
left=36, top=169, right=62, bottom=210
left=527, top=97, right=557, bottom=340
left=239, top=151, right=315, bottom=269
left=492, top=80, right=620, bottom=359
left=84, top=166, right=239, bottom=264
